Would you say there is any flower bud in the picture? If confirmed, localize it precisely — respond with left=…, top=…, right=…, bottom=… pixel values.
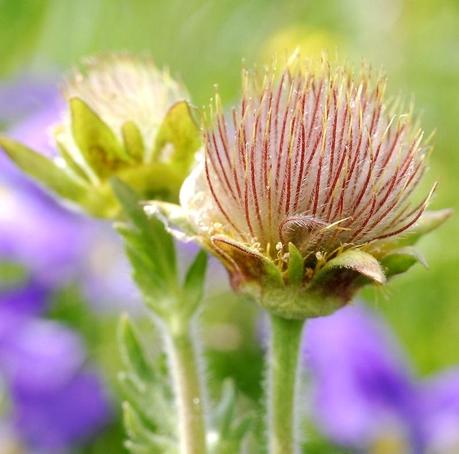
left=1, top=54, right=200, bottom=218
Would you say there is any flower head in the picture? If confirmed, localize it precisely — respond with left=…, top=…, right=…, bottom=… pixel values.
left=149, top=56, right=450, bottom=319
left=61, top=54, right=186, bottom=148
left=1, top=54, right=201, bottom=218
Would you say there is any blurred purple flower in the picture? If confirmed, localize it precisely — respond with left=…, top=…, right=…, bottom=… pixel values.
left=0, top=76, right=59, bottom=127
left=12, top=371, right=110, bottom=452
left=0, top=76, right=139, bottom=310
left=304, top=306, right=459, bottom=453
left=0, top=284, right=111, bottom=451
left=418, top=370, right=459, bottom=453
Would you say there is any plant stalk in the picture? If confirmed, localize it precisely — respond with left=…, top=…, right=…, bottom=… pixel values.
left=268, top=314, right=305, bottom=454
left=165, top=319, right=207, bottom=454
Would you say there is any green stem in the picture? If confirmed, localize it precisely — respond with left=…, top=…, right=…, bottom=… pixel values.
left=268, top=314, right=305, bottom=454
left=165, top=319, right=207, bottom=454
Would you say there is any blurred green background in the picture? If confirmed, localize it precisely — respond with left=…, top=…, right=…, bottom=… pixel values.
left=0, top=0, right=458, bottom=449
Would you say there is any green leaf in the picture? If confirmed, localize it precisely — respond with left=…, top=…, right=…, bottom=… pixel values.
left=122, top=121, right=145, bottom=162
left=118, top=315, right=154, bottom=383
left=123, top=402, right=175, bottom=453
left=124, top=440, right=151, bottom=454
left=211, top=379, right=254, bottom=453
left=0, top=136, right=89, bottom=202
left=118, top=373, right=158, bottom=431
left=380, top=247, right=427, bottom=278
left=215, top=379, right=237, bottom=437
left=183, top=250, right=208, bottom=313
left=232, top=414, right=254, bottom=442
left=287, top=242, right=304, bottom=285
left=115, top=225, right=167, bottom=302
left=70, top=97, right=130, bottom=178
left=144, top=201, right=196, bottom=239
left=111, top=177, right=177, bottom=286
left=151, top=101, right=201, bottom=171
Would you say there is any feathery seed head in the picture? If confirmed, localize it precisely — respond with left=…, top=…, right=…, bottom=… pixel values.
left=150, top=56, right=450, bottom=319
left=201, top=59, right=432, bottom=256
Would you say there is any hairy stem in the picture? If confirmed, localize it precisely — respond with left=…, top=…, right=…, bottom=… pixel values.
left=268, top=314, right=305, bottom=454
left=165, top=319, right=207, bottom=454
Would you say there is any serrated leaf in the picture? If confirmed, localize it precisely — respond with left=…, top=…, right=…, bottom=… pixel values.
left=144, top=201, right=196, bottom=240
left=0, top=136, right=89, bottom=202
left=380, top=247, right=427, bottom=278
left=111, top=178, right=177, bottom=288
left=122, top=121, right=145, bottom=161
left=118, top=315, right=154, bottom=382
left=210, top=379, right=254, bottom=454
left=183, top=250, right=208, bottom=313
left=123, top=402, right=175, bottom=452
left=118, top=369, right=174, bottom=435
left=215, top=379, right=237, bottom=437
left=116, top=224, right=166, bottom=294
left=118, top=373, right=157, bottom=429
left=287, top=242, right=304, bottom=285
left=70, top=97, right=130, bottom=178
left=232, top=413, right=254, bottom=442
left=151, top=101, right=201, bottom=170
left=124, top=440, right=152, bottom=454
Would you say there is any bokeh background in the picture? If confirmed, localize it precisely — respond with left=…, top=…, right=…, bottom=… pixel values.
left=0, top=0, right=458, bottom=452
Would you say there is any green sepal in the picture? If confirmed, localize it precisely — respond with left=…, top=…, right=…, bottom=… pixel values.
left=118, top=163, right=185, bottom=203
left=118, top=314, right=154, bottom=383
left=0, top=136, right=89, bottom=202
left=151, top=101, right=201, bottom=172
left=263, top=258, right=284, bottom=287
left=182, top=249, right=208, bottom=315
left=287, top=242, right=304, bottom=285
left=70, top=97, right=130, bottom=178
left=122, top=121, right=145, bottom=162
left=310, top=249, right=386, bottom=302
left=55, top=139, right=90, bottom=182
left=313, top=249, right=386, bottom=286
left=380, top=247, right=427, bottom=278
left=211, top=235, right=283, bottom=288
